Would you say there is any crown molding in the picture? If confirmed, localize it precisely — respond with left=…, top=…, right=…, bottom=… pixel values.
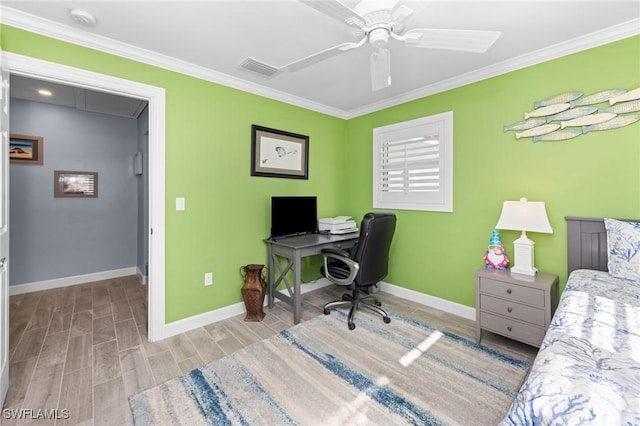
left=0, top=6, right=349, bottom=119
left=346, top=18, right=640, bottom=119
left=1, top=6, right=637, bottom=121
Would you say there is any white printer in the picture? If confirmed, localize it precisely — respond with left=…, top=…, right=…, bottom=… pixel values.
left=319, top=216, right=358, bottom=234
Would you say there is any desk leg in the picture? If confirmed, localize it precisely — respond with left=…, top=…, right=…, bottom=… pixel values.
left=267, top=246, right=275, bottom=308
left=293, top=252, right=302, bottom=324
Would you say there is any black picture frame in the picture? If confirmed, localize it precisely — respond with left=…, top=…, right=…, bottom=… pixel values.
left=251, top=125, right=309, bottom=179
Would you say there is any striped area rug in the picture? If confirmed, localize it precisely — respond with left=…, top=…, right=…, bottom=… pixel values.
left=129, top=311, right=530, bottom=425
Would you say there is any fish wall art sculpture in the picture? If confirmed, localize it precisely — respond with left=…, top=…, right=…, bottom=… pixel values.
left=504, top=87, right=640, bottom=142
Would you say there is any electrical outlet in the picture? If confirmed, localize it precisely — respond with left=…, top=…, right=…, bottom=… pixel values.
left=204, top=272, right=213, bottom=286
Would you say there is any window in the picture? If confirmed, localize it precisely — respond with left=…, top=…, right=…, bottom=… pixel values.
left=373, top=111, right=453, bottom=212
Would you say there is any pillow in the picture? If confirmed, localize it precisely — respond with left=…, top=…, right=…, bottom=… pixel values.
left=604, top=218, right=640, bottom=281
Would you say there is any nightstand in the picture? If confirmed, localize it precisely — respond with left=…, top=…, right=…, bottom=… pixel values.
left=475, top=269, right=559, bottom=347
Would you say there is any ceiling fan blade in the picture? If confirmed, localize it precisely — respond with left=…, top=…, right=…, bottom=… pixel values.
left=370, top=48, right=391, bottom=92
left=390, top=1, right=428, bottom=34
left=299, top=0, right=366, bottom=29
left=402, top=29, right=502, bottom=53
left=283, top=37, right=367, bottom=72
left=389, top=3, right=414, bottom=33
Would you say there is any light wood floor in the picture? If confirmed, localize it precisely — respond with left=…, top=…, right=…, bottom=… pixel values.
left=1, top=276, right=537, bottom=425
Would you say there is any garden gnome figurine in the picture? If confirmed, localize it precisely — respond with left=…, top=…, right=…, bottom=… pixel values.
left=484, top=229, right=509, bottom=270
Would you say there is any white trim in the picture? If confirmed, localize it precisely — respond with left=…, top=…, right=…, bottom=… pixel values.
left=163, top=301, right=247, bottom=339
left=346, top=19, right=640, bottom=118
left=159, top=277, right=477, bottom=339
left=0, top=6, right=345, bottom=119
left=9, top=267, right=137, bottom=296
left=1, top=6, right=637, bottom=120
left=379, top=281, right=476, bottom=321
left=135, top=266, right=148, bottom=286
left=162, top=278, right=334, bottom=339
left=373, top=112, right=453, bottom=212
left=5, top=53, right=167, bottom=342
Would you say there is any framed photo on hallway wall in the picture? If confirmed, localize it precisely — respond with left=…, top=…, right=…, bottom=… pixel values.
left=251, top=125, right=309, bottom=179
left=54, top=171, right=98, bottom=198
left=10, top=134, right=43, bottom=165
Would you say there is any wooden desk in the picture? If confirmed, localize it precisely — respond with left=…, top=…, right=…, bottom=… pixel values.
left=265, top=233, right=359, bottom=324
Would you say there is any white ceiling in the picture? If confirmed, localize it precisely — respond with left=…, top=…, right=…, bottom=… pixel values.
left=2, top=1, right=639, bottom=118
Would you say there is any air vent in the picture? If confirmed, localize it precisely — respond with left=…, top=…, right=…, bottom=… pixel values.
left=239, top=58, right=280, bottom=77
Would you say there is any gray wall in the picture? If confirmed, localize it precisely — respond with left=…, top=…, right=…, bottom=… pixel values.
left=10, top=99, right=139, bottom=285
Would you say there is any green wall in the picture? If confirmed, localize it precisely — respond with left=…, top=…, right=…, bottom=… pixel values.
left=344, top=35, right=640, bottom=306
left=2, top=26, right=347, bottom=322
left=2, top=26, right=639, bottom=319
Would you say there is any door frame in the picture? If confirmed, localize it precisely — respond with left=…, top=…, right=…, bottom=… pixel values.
left=6, top=53, right=167, bottom=341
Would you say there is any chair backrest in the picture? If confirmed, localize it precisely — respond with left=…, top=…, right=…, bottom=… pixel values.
left=351, top=212, right=396, bottom=287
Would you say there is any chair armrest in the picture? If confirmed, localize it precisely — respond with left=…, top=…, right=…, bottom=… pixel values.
left=322, top=252, right=359, bottom=286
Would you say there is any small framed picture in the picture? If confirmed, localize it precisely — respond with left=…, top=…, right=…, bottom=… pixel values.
left=251, top=125, right=309, bottom=179
left=54, top=170, right=98, bottom=198
left=10, top=134, right=44, bottom=165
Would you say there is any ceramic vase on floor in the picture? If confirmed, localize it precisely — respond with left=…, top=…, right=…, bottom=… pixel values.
left=240, top=264, right=267, bottom=321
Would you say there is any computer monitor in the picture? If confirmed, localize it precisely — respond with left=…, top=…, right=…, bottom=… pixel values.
left=271, top=196, right=317, bottom=238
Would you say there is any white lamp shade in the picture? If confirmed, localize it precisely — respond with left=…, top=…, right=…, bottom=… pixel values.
left=495, top=198, right=553, bottom=234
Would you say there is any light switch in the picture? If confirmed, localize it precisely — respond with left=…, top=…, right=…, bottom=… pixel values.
left=176, top=197, right=185, bottom=211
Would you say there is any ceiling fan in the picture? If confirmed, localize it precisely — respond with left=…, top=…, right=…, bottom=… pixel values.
left=278, top=0, right=501, bottom=91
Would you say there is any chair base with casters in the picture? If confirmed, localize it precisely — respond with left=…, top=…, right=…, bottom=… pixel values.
left=323, top=285, right=390, bottom=330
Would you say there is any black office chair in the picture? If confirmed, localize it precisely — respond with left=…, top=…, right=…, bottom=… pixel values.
left=321, top=212, right=396, bottom=330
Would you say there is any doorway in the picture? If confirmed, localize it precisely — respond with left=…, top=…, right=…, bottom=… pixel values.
left=10, top=74, right=148, bottom=289
left=5, top=53, right=166, bottom=341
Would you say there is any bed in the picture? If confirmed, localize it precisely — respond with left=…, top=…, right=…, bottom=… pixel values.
left=500, top=216, right=640, bottom=425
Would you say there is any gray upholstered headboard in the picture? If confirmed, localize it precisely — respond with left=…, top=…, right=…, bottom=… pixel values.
left=566, top=216, right=638, bottom=275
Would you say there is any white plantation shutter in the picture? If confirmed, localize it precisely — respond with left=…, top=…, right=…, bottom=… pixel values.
left=373, top=112, right=453, bottom=212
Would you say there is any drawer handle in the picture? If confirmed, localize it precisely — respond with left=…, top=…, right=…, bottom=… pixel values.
left=507, top=307, right=513, bottom=313
left=506, top=288, right=512, bottom=294
left=507, top=326, right=513, bottom=332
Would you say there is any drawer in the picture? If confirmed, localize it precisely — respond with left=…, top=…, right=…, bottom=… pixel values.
left=479, top=294, right=545, bottom=326
left=479, top=278, right=544, bottom=307
left=480, top=312, right=545, bottom=347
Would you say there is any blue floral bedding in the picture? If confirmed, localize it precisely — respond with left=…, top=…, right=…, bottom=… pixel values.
left=500, top=269, right=640, bottom=425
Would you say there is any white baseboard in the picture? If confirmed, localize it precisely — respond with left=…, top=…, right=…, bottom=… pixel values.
left=9, top=267, right=138, bottom=296
left=11, top=269, right=475, bottom=338
left=158, top=278, right=475, bottom=340
left=162, top=301, right=247, bottom=339
left=379, top=281, right=476, bottom=321
left=135, top=267, right=148, bottom=285
left=159, top=278, right=333, bottom=339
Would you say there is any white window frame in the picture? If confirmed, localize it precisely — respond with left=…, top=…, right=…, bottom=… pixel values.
left=373, top=111, right=453, bottom=212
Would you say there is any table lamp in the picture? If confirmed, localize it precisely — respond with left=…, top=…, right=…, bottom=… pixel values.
left=495, top=197, right=553, bottom=276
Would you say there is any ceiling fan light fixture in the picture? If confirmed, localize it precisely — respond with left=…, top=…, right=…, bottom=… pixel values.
left=369, top=27, right=390, bottom=49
